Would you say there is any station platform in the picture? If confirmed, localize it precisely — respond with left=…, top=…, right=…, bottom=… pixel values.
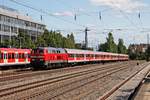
left=133, top=75, right=150, bottom=100
left=105, top=63, right=150, bottom=100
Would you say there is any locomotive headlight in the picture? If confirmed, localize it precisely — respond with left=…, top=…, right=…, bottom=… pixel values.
left=40, top=59, right=43, bottom=61
left=31, top=59, right=35, bottom=61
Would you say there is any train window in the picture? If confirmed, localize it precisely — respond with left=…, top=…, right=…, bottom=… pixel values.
left=31, top=50, right=34, bottom=54
left=28, top=54, right=30, bottom=58
left=19, top=53, right=22, bottom=58
left=39, top=49, right=44, bottom=54
left=4, top=54, right=7, bottom=59
left=12, top=53, right=15, bottom=59
left=79, top=54, right=81, bottom=57
left=77, top=54, right=79, bottom=57
left=32, top=48, right=44, bottom=54
left=22, top=54, right=24, bottom=58
left=69, top=54, right=74, bottom=58
left=15, top=54, right=18, bottom=59
left=57, top=50, right=60, bottom=53
left=24, top=54, right=28, bottom=58
left=78, top=54, right=81, bottom=57
left=18, top=54, right=20, bottom=58
left=69, top=54, right=71, bottom=57
left=0, top=53, right=3, bottom=59
left=32, top=49, right=37, bottom=53
left=81, top=54, right=84, bottom=57
left=95, top=55, right=97, bottom=58
left=52, top=50, right=56, bottom=53
left=48, top=49, right=51, bottom=53
left=8, top=53, right=12, bottom=59
left=90, top=54, right=92, bottom=57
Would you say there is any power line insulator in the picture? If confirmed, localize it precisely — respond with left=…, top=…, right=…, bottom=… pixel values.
left=138, top=12, right=141, bottom=19
left=99, top=11, right=102, bottom=20
left=74, top=14, right=77, bottom=21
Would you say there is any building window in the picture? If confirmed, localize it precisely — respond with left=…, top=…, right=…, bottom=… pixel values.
left=11, top=26, right=17, bottom=33
left=0, top=24, right=1, bottom=31
left=4, top=25, right=10, bottom=32
left=0, top=15, right=2, bottom=21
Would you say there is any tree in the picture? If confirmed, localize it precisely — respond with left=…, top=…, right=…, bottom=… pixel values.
left=66, top=34, right=75, bottom=48
left=34, top=29, right=76, bottom=49
left=99, top=32, right=118, bottom=53
left=128, top=44, right=146, bottom=60
left=106, top=32, right=117, bottom=53
left=118, top=38, right=127, bottom=54
left=36, top=36, right=46, bottom=47
left=146, top=45, right=150, bottom=61
left=99, top=43, right=107, bottom=51
left=0, top=29, right=76, bottom=49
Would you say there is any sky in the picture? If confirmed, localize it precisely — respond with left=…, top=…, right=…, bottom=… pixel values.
left=1, top=0, right=150, bottom=48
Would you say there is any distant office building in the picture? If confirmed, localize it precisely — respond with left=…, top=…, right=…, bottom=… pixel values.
left=0, top=5, right=45, bottom=42
left=128, top=44, right=148, bottom=53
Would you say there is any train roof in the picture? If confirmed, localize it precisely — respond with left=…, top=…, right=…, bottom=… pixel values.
left=38, top=47, right=58, bottom=50
left=37, top=47, right=66, bottom=53
left=65, top=48, right=93, bottom=54
left=35, top=47, right=128, bottom=56
left=65, top=48, right=111, bottom=55
left=0, top=48, right=31, bottom=53
left=65, top=48, right=128, bottom=56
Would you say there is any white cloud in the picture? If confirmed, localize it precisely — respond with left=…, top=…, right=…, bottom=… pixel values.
left=52, top=11, right=74, bottom=16
left=90, top=0, right=146, bottom=13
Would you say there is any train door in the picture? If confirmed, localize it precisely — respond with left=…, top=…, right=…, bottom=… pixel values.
left=0, top=51, right=3, bottom=63
left=74, top=54, right=76, bottom=61
left=84, top=54, right=86, bottom=61
left=15, top=52, right=18, bottom=63
left=4, top=51, right=7, bottom=64
left=25, top=52, right=28, bottom=63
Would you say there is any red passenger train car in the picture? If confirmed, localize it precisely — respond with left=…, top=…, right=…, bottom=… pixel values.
left=31, top=47, right=128, bottom=69
left=65, top=49, right=128, bottom=63
left=0, top=48, right=31, bottom=67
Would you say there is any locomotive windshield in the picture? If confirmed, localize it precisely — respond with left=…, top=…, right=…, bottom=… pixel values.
left=32, top=48, right=44, bottom=54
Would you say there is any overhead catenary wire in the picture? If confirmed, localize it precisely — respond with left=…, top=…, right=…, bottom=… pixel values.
left=110, top=1, right=142, bottom=30
left=54, top=0, right=112, bottom=33
left=9, top=0, right=149, bottom=34
left=9, top=0, right=87, bottom=28
left=138, top=11, right=145, bottom=31
left=110, top=1, right=146, bottom=39
left=54, top=0, right=111, bottom=23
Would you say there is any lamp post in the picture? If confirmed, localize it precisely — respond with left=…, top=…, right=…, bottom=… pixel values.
left=19, top=37, right=23, bottom=48
left=84, top=27, right=90, bottom=49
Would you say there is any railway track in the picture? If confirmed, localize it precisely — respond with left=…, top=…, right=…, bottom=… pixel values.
left=0, top=62, right=126, bottom=89
left=0, top=61, right=143, bottom=100
left=99, top=63, right=149, bottom=100
left=0, top=63, right=114, bottom=82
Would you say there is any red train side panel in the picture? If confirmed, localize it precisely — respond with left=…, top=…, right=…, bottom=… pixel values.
left=0, top=48, right=31, bottom=66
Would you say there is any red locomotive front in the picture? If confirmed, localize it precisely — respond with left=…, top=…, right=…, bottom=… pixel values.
left=31, top=47, right=68, bottom=69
